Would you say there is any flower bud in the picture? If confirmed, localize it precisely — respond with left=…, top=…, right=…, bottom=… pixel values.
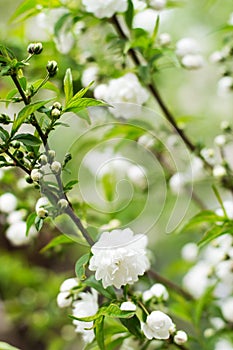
left=51, top=107, right=61, bottom=119
left=158, top=32, right=171, bottom=46
left=52, top=102, right=62, bottom=110
left=31, top=168, right=43, bottom=182
left=213, top=165, right=227, bottom=178
left=58, top=198, right=69, bottom=210
left=39, top=154, right=48, bottom=165
left=120, top=301, right=136, bottom=311
left=36, top=207, right=48, bottom=219
left=214, top=135, right=226, bottom=146
left=27, top=42, right=43, bottom=55
left=220, top=120, right=231, bottom=132
left=51, top=161, right=62, bottom=174
left=46, top=60, right=58, bottom=77
left=47, top=150, right=56, bottom=163
left=174, top=330, right=188, bottom=345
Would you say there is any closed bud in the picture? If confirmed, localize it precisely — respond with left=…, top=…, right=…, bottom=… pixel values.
left=31, top=168, right=43, bottom=182
left=27, top=42, right=43, bottom=55
left=36, top=207, right=48, bottom=219
left=48, top=150, right=56, bottom=163
left=51, top=161, right=62, bottom=174
left=53, top=102, right=62, bottom=110
left=213, top=164, right=227, bottom=178
left=46, top=60, right=58, bottom=77
left=174, top=330, right=188, bottom=345
left=51, top=107, right=61, bottom=119
left=58, top=199, right=69, bottom=210
left=214, top=135, right=226, bottom=147
left=39, top=154, right=48, bottom=165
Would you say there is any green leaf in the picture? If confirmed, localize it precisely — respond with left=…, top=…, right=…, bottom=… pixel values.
left=19, top=76, right=27, bottom=91
left=25, top=212, right=37, bottom=237
left=85, top=276, right=116, bottom=300
left=12, top=99, right=53, bottom=135
left=75, top=253, right=90, bottom=280
left=68, top=82, right=94, bottom=101
left=125, top=0, right=134, bottom=29
left=12, top=133, right=42, bottom=146
left=64, top=68, right=73, bottom=105
left=100, top=304, right=135, bottom=319
left=179, top=210, right=225, bottom=233
left=54, top=13, right=70, bottom=37
left=40, top=234, right=74, bottom=253
left=32, top=80, right=60, bottom=95
left=121, top=315, right=143, bottom=339
left=64, top=98, right=106, bottom=116
left=63, top=179, right=79, bottom=192
left=35, top=216, right=44, bottom=232
left=152, top=15, right=160, bottom=41
left=11, top=0, right=38, bottom=22
left=0, top=126, right=9, bottom=142
left=0, top=342, right=21, bottom=350
left=95, top=316, right=105, bottom=350
left=198, top=223, right=233, bottom=248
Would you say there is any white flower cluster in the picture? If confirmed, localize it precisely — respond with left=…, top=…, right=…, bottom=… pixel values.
left=89, top=228, right=150, bottom=288
left=82, top=0, right=128, bottom=18
left=94, top=73, right=149, bottom=118
left=0, top=192, right=38, bottom=246
left=176, top=37, right=204, bottom=70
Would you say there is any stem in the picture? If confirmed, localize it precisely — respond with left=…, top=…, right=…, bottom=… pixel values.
left=147, top=270, right=193, bottom=300
left=110, top=15, right=212, bottom=171
left=11, top=74, right=29, bottom=105
left=5, top=149, right=30, bottom=175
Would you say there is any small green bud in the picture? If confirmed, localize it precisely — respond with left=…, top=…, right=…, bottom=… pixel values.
left=51, top=107, right=61, bottom=119
left=0, top=114, right=11, bottom=125
left=27, top=42, right=43, bottom=55
left=46, top=60, right=58, bottom=77
left=47, top=150, right=56, bottom=163
left=25, top=175, right=33, bottom=184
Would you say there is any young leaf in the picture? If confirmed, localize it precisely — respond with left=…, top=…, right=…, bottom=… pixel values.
left=75, top=253, right=90, bottom=280
left=63, top=98, right=106, bottom=115
left=100, top=304, right=135, bottom=319
left=121, top=315, right=143, bottom=339
left=11, top=0, right=38, bottom=22
left=0, top=126, right=9, bottom=142
left=85, top=276, right=116, bottom=299
left=198, top=223, right=233, bottom=248
left=125, top=0, right=134, bottom=29
left=178, top=210, right=225, bottom=233
left=12, top=99, right=53, bottom=135
left=94, top=316, right=105, bottom=350
left=40, top=235, right=74, bottom=253
left=25, top=212, right=37, bottom=236
left=64, top=69, right=73, bottom=105
left=63, top=179, right=79, bottom=192
left=12, top=133, right=42, bottom=146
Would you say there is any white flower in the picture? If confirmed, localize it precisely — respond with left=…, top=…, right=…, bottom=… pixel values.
left=215, top=201, right=233, bottom=219
left=138, top=134, right=155, bottom=148
left=57, top=277, right=80, bottom=308
left=176, top=38, right=200, bottom=57
left=7, top=210, right=26, bottom=225
left=89, top=228, right=150, bottom=289
left=131, top=0, right=147, bottom=11
left=142, top=311, right=173, bottom=340
left=36, top=207, right=48, bottom=219
left=212, top=164, right=226, bottom=178
left=6, top=221, right=37, bottom=246
left=181, top=54, right=204, bottom=69
left=127, top=165, right=147, bottom=188
left=158, top=32, right=171, bottom=46
left=60, top=277, right=79, bottom=292
left=120, top=301, right=137, bottom=311
left=54, top=17, right=74, bottom=54
left=210, top=317, right=225, bottom=330
left=209, top=51, right=224, bottom=63
left=174, top=330, right=188, bottom=345
left=169, top=173, right=186, bottom=194
left=81, top=66, right=99, bottom=88
left=200, top=148, right=215, bottom=164
left=214, top=135, right=226, bottom=146
left=0, top=193, right=17, bottom=214
left=228, top=12, right=233, bottom=25
left=149, top=0, right=167, bottom=10
left=181, top=243, right=198, bottom=262
left=57, top=291, right=72, bottom=308
left=72, top=289, right=98, bottom=343
left=215, top=339, right=233, bottom=350
left=182, top=261, right=213, bottom=298
left=94, top=73, right=149, bottom=118
left=133, top=9, right=158, bottom=35
left=82, top=0, right=128, bottom=18
left=217, top=76, right=233, bottom=96
left=150, top=283, right=169, bottom=300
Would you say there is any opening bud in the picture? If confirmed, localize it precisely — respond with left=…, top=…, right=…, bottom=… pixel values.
left=52, top=102, right=62, bottom=110
left=31, top=168, right=43, bottom=182
left=27, top=42, right=43, bottom=55
left=51, top=161, right=62, bottom=175
left=51, top=107, right=61, bottom=119
left=58, top=199, right=69, bottom=210
left=47, top=60, right=58, bottom=77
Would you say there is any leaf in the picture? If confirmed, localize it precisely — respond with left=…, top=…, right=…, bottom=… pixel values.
left=12, top=99, right=53, bottom=135
left=95, top=316, right=105, bottom=350
left=35, top=216, right=44, bottom=232
left=121, top=315, right=143, bottom=338
left=198, top=223, right=233, bottom=248
left=193, top=284, right=215, bottom=326
left=101, top=304, right=135, bottom=319
left=179, top=210, right=225, bottom=233
left=68, top=82, right=94, bottom=101
left=19, top=76, right=27, bottom=91
left=0, top=126, right=9, bottom=142
left=40, top=234, right=74, bottom=253
left=11, top=0, right=38, bottom=22
left=152, top=15, right=160, bottom=41
left=54, top=13, right=70, bottom=37
left=125, top=0, right=134, bottom=29
left=12, top=133, right=42, bottom=146
left=63, top=179, right=79, bottom=192
left=32, top=80, right=60, bottom=95
left=0, top=342, right=21, bottom=350
left=85, top=276, right=116, bottom=300
left=64, top=98, right=106, bottom=115
left=25, top=212, right=37, bottom=236
left=64, top=68, right=73, bottom=105
left=75, top=253, right=90, bottom=280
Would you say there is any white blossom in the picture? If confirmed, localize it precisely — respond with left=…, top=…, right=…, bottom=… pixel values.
left=174, top=330, right=188, bottom=345
left=127, top=165, right=147, bottom=188
left=212, top=164, right=227, bottom=178
left=57, top=291, right=72, bottom=308
left=94, top=73, right=149, bottom=118
left=169, top=173, right=187, bottom=194
left=0, top=193, right=18, bottom=214
left=181, top=54, right=204, bottom=69
left=142, top=310, right=174, bottom=340
left=158, top=32, right=171, bottom=46
left=220, top=120, right=231, bottom=131
left=138, top=134, right=155, bottom=148
left=149, top=0, right=167, bottom=10
left=131, top=0, right=147, bottom=11
left=214, top=135, right=226, bottom=146
left=217, top=76, right=233, bottom=96
left=209, top=51, right=224, bottom=63
left=120, top=301, right=137, bottom=311
left=89, top=228, right=150, bottom=288
left=6, top=221, right=37, bottom=246
left=176, top=38, right=200, bottom=57
left=143, top=283, right=169, bottom=302
left=72, top=289, right=98, bottom=343
left=31, top=169, right=43, bottom=182
left=221, top=297, right=233, bottom=322
left=181, top=243, right=198, bottom=262
left=215, top=200, right=233, bottom=219
left=82, top=0, right=128, bottom=18
left=81, top=66, right=99, bottom=88
left=200, top=148, right=215, bottom=164
left=133, top=9, right=158, bottom=35
left=57, top=278, right=80, bottom=308
left=215, top=339, right=233, bottom=350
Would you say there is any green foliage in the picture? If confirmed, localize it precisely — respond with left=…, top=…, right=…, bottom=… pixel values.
left=75, top=253, right=90, bottom=280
